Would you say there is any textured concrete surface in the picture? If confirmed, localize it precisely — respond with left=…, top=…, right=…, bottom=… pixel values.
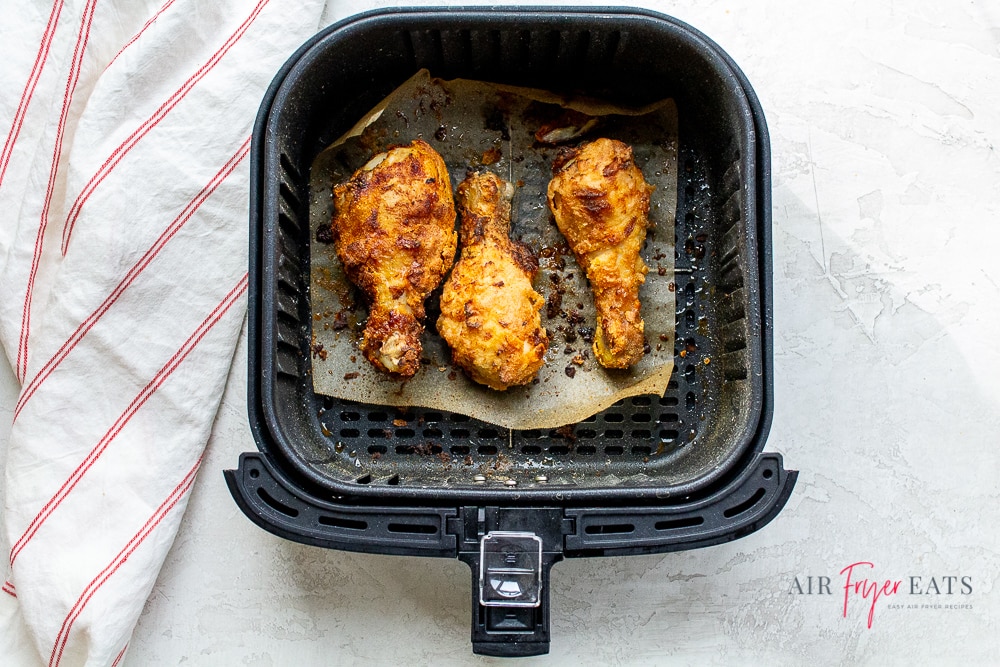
left=3, top=0, right=999, bottom=664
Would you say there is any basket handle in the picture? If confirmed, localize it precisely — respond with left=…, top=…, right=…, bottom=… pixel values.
left=455, top=511, right=567, bottom=657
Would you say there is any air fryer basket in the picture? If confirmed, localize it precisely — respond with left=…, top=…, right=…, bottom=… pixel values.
left=228, top=7, right=796, bottom=657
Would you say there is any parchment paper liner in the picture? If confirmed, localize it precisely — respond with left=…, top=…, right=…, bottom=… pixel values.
left=309, top=71, right=677, bottom=430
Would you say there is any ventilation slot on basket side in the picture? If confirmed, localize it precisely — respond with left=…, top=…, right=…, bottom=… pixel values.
left=719, top=258, right=744, bottom=294
left=274, top=291, right=299, bottom=325
left=318, top=515, right=367, bottom=530
left=271, top=149, right=308, bottom=388
left=722, top=363, right=749, bottom=382
left=274, top=351, right=299, bottom=382
left=710, top=153, right=750, bottom=383
left=446, top=28, right=474, bottom=69
left=387, top=522, right=438, bottom=535
left=585, top=523, right=635, bottom=535
left=470, top=29, right=502, bottom=71
left=719, top=289, right=746, bottom=325
left=723, top=487, right=767, bottom=518
left=275, top=254, right=300, bottom=299
left=279, top=181, right=302, bottom=217
left=724, top=334, right=748, bottom=353
left=531, top=29, right=562, bottom=69
left=274, top=321, right=299, bottom=355
left=279, top=151, right=302, bottom=182
left=405, top=29, right=445, bottom=71
left=400, top=27, right=626, bottom=84
left=276, top=199, right=302, bottom=255
left=277, top=161, right=305, bottom=243
left=256, top=487, right=299, bottom=518
left=654, top=516, right=704, bottom=531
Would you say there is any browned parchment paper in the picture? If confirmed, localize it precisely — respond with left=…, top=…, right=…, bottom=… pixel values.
left=309, top=71, right=677, bottom=429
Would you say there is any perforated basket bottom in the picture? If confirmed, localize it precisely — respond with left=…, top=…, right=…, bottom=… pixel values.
left=318, top=387, right=690, bottom=487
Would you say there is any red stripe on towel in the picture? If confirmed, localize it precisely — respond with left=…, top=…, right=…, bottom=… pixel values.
left=49, top=458, right=202, bottom=667
left=16, top=0, right=101, bottom=382
left=60, top=0, right=271, bottom=254
left=105, top=0, right=178, bottom=71
left=0, top=0, right=66, bottom=195
left=110, top=643, right=128, bottom=667
left=9, top=274, right=249, bottom=566
left=14, top=136, right=251, bottom=422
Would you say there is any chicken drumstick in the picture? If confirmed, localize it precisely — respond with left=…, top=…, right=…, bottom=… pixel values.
left=547, top=138, right=654, bottom=369
left=437, top=172, right=549, bottom=390
left=331, top=140, right=457, bottom=377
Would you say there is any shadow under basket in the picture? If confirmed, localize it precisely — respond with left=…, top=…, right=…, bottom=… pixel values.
left=227, top=6, right=796, bottom=657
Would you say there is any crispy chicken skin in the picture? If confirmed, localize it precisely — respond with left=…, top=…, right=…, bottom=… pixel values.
left=547, top=138, right=654, bottom=369
left=437, top=172, right=549, bottom=390
left=331, top=140, right=457, bottom=377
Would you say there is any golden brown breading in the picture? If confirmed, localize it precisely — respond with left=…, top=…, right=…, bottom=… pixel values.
left=437, top=172, right=549, bottom=390
left=547, top=138, right=654, bottom=369
left=331, top=140, right=457, bottom=377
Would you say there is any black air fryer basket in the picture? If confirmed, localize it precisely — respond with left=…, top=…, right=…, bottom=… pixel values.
left=227, top=7, right=796, bottom=657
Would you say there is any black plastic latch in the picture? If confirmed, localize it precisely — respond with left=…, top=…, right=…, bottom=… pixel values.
left=455, top=508, right=565, bottom=657
left=479, top=532, right=543, bottom=607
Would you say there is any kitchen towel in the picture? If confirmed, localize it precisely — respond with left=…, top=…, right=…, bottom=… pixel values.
left=0, top=0, right=327, bottom=663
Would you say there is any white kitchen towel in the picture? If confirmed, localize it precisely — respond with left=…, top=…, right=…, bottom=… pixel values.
left=0, top=0, right=327, bottom=664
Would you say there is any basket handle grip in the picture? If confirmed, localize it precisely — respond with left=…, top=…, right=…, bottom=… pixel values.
left=454, top=508, right=568, bottom=657
left=458, top=548, right=561, bottom=657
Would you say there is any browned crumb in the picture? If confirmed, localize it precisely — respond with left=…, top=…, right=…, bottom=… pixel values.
left=481, top=147, right=502, bottom=165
